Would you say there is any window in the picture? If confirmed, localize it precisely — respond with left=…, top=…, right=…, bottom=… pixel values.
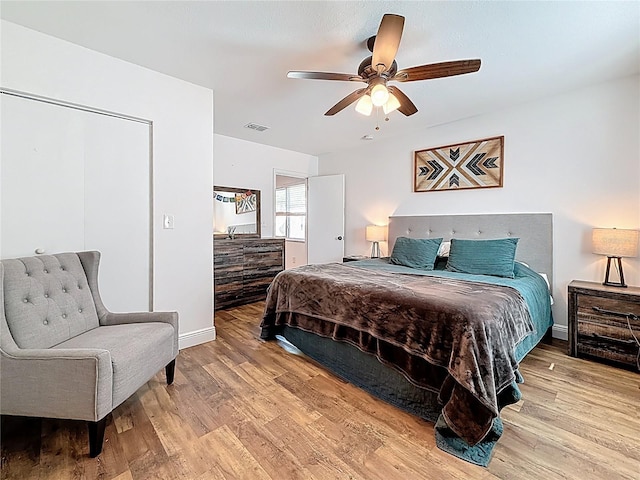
left=275, top=182, right=306, bottom=240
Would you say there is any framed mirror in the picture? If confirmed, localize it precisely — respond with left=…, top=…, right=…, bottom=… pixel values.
left=213, top=186, right=261, bottom=238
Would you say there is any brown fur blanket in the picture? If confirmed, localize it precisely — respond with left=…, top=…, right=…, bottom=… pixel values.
left=260, top=263, right=534, bottom=445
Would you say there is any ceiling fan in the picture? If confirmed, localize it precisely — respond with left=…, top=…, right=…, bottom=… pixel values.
left=287, top=14, right=481, bottom=117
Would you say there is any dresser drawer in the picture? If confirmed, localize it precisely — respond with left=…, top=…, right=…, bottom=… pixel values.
left=214, top=238, right=285, bottom=311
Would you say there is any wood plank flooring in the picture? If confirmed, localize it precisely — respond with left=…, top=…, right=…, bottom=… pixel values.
left=2, top=302, right=639, bottom=479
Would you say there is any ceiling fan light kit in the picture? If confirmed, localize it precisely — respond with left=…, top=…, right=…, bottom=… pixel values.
left=370, top=78, right=389, bottom=106
left=355, top=95, right=373, bottom=116
left=382, top=93, right=401, bottom=115
left=287, top=13, right=481, bottom=122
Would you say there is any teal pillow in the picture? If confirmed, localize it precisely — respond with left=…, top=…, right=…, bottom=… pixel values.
left=390, top=237, right=443, bottom=270
left=446, top=238, right=519, bottom=278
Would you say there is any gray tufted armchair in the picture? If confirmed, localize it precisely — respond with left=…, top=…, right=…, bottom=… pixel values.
left=0, top=251, right=179, bottom=457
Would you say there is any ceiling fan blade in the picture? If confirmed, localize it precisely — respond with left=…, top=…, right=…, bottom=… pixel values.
left=325, top=88, right=367, bottom=116
left=393, top=59, right=481, bottom=82
left=371, top=14, right=404, bottom=73
left=287, top=71, right=364, bottom=82
left=388, top=86, right=417, bottom=116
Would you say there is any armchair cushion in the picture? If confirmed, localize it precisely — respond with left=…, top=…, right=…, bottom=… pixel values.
left=3, top=254, right=99, bottom=349
left=53, top=322, right=176, bottom=409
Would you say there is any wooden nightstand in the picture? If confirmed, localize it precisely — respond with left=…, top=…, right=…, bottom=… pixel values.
left=568, top=280, right=640, bottom=371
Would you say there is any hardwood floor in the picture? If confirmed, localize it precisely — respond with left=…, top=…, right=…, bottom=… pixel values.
left=2, top=302, right=639, bottom=479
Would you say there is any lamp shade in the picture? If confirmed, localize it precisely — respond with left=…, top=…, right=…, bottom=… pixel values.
left=365, top=225, right=386, bottom=242
left=370, top=84, right=389, bottom=107
left=382, top=93, right=401, bottom=114
left=592, top=228, right=639, bottom=257
left=355, top=95, right=373, bottom=116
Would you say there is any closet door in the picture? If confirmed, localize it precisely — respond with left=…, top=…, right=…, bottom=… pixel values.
left=83, top=112, right=150, bottom=312
left=1, top=93, right=150, bottom=312
left=1, top=94, right=85, bottom=257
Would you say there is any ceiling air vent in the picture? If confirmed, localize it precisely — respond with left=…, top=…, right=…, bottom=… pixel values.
left=244, top=122, right=270, bottom=132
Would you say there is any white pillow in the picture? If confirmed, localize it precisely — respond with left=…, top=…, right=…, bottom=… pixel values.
left=538, top=272, right=550, bottom=290
left=437, top=241, right=451, bottom=257
left=537, top=272, right=554, bottom=305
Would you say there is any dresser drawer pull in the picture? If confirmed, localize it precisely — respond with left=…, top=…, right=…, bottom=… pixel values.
left=592, top=306, right=638, bottom=320
left=590, top=332, right=636, bottom=345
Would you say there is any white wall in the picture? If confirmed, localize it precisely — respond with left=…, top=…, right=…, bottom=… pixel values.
left=319, top=75, right=640, bottom=339
left=214, top=135, right=318, bottom=238
left=1, top=21, right=215, bottom=348
left=284, top=241, right=307, bottom=269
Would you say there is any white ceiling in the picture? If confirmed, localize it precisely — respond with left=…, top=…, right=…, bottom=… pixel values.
left=1, top=1, right=639, bottom=156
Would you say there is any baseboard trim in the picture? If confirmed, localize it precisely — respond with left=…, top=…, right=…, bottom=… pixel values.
left=552, top=324, right=568, bottom=341
left=179, top=326, right=216, bottom=350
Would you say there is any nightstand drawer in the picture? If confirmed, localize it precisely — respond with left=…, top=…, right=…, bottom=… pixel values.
left=576, top=294, right=640, bottom=358
left=577, top=342, right=638, bottom=366
left=577, top=318, right=638, bottom=343
left=577, top=294, right=640, bottom=327
left=568, top=280, right=640, bottom=371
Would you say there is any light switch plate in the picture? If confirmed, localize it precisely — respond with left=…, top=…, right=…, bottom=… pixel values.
left=163, top=214, right=175, bottom=229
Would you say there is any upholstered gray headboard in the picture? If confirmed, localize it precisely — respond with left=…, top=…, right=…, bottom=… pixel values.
left=388, top=213, right=553, bottom=287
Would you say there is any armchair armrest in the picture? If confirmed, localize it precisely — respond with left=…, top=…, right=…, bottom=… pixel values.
left=77, top=251, right=179, bottom=354
left=0, top=348, right=113, bottom=422
left=101, top=311, right=179, bottom=357
left=100, top=311, right=178, bottom=329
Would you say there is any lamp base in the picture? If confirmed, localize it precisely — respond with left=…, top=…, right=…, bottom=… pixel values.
left=370, top=241, right=380, bottom=259
left=603, top=256, right=627, bottom=288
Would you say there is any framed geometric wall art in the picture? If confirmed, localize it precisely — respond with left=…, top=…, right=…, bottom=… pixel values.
left=414, top=135, right=504, bottom=192
left=235, top=191, right=257, bottom=214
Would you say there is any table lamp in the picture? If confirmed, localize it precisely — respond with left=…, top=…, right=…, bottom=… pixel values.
left=365, top=225, right=386, bottom=258
left=592, top=228, right=639, bottom=288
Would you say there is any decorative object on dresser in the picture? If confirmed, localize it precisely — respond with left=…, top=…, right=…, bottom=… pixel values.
left=592, top=228, right=639, bottom=288
left=365, top=224, right=386, bottom=258
left=414, top=136, right=504, bottom=192
left=214, top=237, right=284, bottom=311
left=568, top=280, right=640, bottom=371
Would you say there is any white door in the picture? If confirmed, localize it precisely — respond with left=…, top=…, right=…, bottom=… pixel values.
left=1, top=93, right=151, bottom=312
left=1, top=94, right=86, bottom=257
left=307, top=174, right=345, bottom=264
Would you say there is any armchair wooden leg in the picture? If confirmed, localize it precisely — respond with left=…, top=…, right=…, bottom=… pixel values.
left=88, top=417, right=107, bottom=458
left=166, top=359, right=176, bottom=385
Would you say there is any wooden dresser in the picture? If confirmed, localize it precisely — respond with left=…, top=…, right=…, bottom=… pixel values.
left=214, top=237, right=285, bottom=311
left=568, top=280, right=640, bottom=371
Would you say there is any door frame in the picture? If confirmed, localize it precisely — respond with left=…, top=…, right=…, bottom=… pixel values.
left=273, top=168, right=309, bottom=238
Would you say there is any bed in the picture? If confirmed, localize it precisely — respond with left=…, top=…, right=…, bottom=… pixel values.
left=260, top=213, right=553, bottom=465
